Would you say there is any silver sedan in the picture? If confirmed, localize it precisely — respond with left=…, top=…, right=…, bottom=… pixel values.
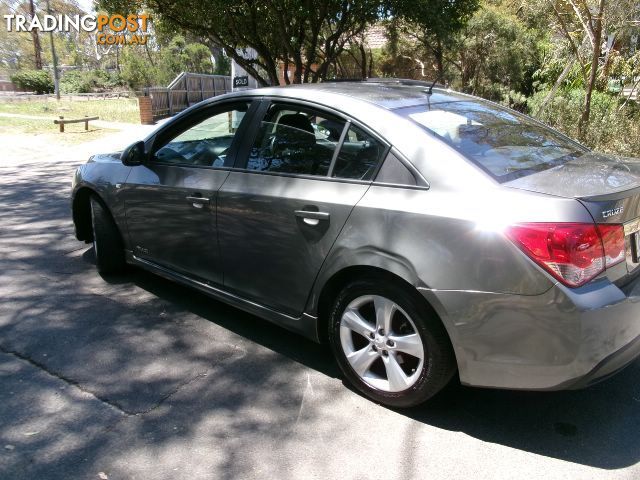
left=71, top=80, right=640, bottom=407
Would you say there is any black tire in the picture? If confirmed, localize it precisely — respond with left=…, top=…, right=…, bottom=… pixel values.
left=328, top=278, right=457, bottom=408
left=90, top=196, right=126, bottom=274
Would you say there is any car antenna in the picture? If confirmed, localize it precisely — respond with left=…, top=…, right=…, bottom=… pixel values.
left=426, top=73, right=444, bottom=95
left=425, top=74, right=445, bottom=110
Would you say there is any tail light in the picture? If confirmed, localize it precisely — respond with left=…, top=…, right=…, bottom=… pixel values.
left=506, top=223, right=625, bottom=288
left=597, top=224, right=626, bottom=267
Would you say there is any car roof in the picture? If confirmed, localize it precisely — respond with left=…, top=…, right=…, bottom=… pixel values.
left=244, top=81, right=473, bottom=110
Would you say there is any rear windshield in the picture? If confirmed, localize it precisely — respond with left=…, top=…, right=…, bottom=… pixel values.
left=397, top=101, right=588, bottom=182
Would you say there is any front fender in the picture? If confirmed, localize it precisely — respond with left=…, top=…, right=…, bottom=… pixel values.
left=71, top=154, right=132, bottom=245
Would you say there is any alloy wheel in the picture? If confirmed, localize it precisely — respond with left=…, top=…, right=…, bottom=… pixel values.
left=339, top=294, right=425, bottom=393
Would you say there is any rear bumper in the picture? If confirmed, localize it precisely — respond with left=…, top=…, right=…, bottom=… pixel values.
left=562, top=331, right=640, bottom=389
left=421, top=273, right=640, bottom=390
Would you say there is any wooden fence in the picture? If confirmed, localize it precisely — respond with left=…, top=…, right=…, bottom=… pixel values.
left=143, top=73, right=232, bottom=120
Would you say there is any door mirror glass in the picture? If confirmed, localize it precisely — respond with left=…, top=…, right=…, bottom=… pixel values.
left=121, top=141, right=146, bottom=166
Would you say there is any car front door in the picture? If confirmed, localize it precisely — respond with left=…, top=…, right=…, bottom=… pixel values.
left=123, top=100, right=255, bottom=284
left=217, top=100, right=389, bottom=316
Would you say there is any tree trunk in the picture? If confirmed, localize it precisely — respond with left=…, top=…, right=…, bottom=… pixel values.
left=578, top=0, right=606, bottom=140
left=292, top=47, right=304, bottom=84
left=359, top=43, right=367, bottom=79
left=283, top=58, right=290, bottom=85
left=434, top=37, right=444, bottom=80
left=29, top=0, right=43, bottom=69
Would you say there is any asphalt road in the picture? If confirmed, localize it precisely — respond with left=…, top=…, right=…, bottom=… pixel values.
left=1, top=128, right=639, bottom=480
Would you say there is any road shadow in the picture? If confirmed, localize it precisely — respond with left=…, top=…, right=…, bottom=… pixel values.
left=1, top=156, right=638, bottom=477
left=96, top=253, right=640, bottom=471
left=97, top=257, right=339, bottom=380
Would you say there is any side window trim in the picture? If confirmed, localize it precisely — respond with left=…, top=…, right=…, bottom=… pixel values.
left=148, top=99, right=259, bottom=169
left=373, top=147, right=430, bottom=189
left=232, top=98, right=270, bottom=170
left=234, top=97, right=392, bottom=182
left=327, top=120, right=350, bottom=177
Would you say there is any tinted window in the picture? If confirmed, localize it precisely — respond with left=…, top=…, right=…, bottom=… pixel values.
left=247, top=105, right=346, bottom=176
left=397, top=101, right=588, bottom=182
left=331, top=125, right=386, bottom=180
left=375, top=151, right=417, bottom=186
left=154, top=103, right=249, bottom=167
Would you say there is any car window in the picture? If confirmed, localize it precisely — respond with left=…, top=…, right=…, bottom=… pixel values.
left=154, top=103, right=249, bottom=167
left=246, top=105, right=346, bottom=176
left=331, top=124, right=386, bottom=181
left=375, top=151, right=417, bottom=186
left=397, top=101, right=588, bottom=182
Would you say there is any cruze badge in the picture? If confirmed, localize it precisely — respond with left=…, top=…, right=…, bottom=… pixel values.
left=602, top=206, right=624, bottom=219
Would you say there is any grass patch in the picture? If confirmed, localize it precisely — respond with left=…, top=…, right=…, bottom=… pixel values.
left=0, top=117, right=117, bottom=144
left=0, top=97, right=140, bottom=124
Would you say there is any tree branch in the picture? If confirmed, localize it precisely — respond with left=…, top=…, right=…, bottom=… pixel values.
left=568, top=0, right=595, bottom=45
left=547, top=0, right=589, bottom=84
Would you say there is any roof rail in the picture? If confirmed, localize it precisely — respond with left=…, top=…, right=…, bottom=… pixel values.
left=323, top=78, right=367, bottom=83
left=323, top=77, right=446, bottom=88
left=366, top=78, right=446, bottom=89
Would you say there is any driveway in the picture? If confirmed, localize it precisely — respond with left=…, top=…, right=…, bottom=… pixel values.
left=1, top=126, right=639, bottom=480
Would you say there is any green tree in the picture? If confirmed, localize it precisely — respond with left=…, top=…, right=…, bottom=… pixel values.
left=120, top=47, right=157, bottom=89
left=453, top=3, right=540, bottom=98
left=391, top=0, right=480, bottom=79
left=99, top=0, right=386, bottom=85
left=156, top=35, right=213, bottom=83
left=539, top=0, right=639, bottom=138
left=118, top=34, right=216, bottom=88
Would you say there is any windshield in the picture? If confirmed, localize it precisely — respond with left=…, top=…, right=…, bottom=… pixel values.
left=397, top=100, right=588, bottom=182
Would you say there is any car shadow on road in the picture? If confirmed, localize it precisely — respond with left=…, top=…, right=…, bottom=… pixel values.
left=97, top=260, right=339, bottom=380
left=97, top=253, right=640, bottom=472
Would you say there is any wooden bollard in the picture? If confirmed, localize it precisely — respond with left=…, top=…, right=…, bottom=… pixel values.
left=54, top=115, right=98, bottom=132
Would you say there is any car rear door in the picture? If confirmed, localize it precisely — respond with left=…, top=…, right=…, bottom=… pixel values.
left=122, top=100, right=257, bottom=284
left=217, top=99, right=389, bottom=316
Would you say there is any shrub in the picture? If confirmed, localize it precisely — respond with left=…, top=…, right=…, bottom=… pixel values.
left=10, top=70, right=54, bottom=94
left=60, top=70, right=92, bottom=93
left=528, top=89, right=640, bottom=157
left=60, top=69, right=124, bottom=94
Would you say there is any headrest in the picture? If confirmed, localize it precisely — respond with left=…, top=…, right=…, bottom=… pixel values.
left=275, top=114, right=315, bottom=146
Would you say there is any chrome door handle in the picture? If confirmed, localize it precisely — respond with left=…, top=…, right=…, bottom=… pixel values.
left=294, top=210, right=330, bottom=220
left=294, top=210, right=330, bottom=225
left=186, top=196, right=210, bottom=208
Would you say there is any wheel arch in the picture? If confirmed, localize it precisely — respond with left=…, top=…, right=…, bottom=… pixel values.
left=314, top=265, right=458, bottom=359
left=72, top=187, right=123, bottom=245
left=72, top=186, right=98, bottom=242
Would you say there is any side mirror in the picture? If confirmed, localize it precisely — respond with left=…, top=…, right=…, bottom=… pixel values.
left=121, top=141, right=146, bottom=166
